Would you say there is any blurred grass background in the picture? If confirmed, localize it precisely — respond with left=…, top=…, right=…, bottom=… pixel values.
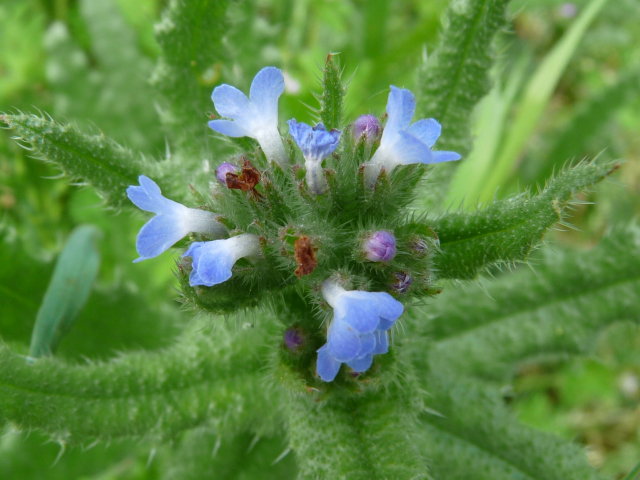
left=1, top=0, right=638, bottom=478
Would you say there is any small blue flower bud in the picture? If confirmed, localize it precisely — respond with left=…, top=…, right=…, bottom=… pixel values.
left=216, top=162, right=240, bottom=185
left=283, top=327, right=305, bottom=352
left=363, top=230, right=396, bottom=262
left=353, top=114, right=381, bottom=143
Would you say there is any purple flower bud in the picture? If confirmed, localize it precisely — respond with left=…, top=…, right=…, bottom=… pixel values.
left=363, top=230, right=396, bottom=262
left=284, top=327, right=305, bottom=352
left=353, top=114, right=381, bottom=143
left=392, top=272, right=412, bottom=294
left=215, top=162, right=239, bottom=185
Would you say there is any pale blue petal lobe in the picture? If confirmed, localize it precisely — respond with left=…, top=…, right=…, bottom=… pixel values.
left=212, top=84, right=251, bottom=119
left=385, top=86, right=416, bottom=135
left=208, top=119, right=250, bottom=138
left=347, top=354, right=373, bottom=373
left=317, top=344, right=342, bottom=382
left=327, top=319, right=361, bottom=362
left=186, top=241, right=235, bottom=287
left=358, top=333, right=376, bottom=356
left=432, top=151, right=462, bottom=163
left=393, top=131, right=433, bottom=165
left=249, top=66, right=284, bottom=123
left=135, top=215, right=186, bottom=261
left=407, top=118, right=441, bottom=147
left=371, top=292, right=404, bottom=322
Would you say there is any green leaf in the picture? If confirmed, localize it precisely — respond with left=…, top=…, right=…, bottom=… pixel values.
left=417, top=225, right=640, bottom=380
left=160, top=428, right=296, bottom=480
left=418, top=371, right=603, bottom=480
left=431, top=160, right=617, bottom=279
left=0, top=113, right=146, bottom=207
left=152, top=0, right=231, bottom=158
left=417, top=0, right=511, bottom=155
left=319, top=53, right=345, bottom=131
left=0, top=319, right=275, bottom=443
left=284, top=353, right=430, bottom=480
left=28, top=225, right=101, bottom=358
left=477, top=0, right=609, bottom=203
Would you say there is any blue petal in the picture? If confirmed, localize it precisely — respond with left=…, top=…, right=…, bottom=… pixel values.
left=316, top=344, right=342, bottom=382
left=339, top=294, right=381, bottom=333
left=288, top=119, right=340, bottom=162
left=327, top=318, right=361, bottom=362
left=431, top=151, right=462, bottom=163
left=371, top=292, right=404, bottom=323
left=127, top=175, right=172, bottom=213
left=358, top=332, right=376, bottom=356
left=287, top=119, right=311, bottom=150
left=391, top=131, right=433, bottom=165
left=347, top=354, right=373, bottom=373
left=134, top=214, right=187, bottom=262
left=384, top=86, right=416, bottom=137
left=373, top=330, right=389, bottom=354
left=407, top=118, right=441, bottom=148
left=249, top=66, right=284, bottom=126
left=211, top=84, right=251, bottom=120
left=187, top=240, right=235, bottom=287
left=208, top=119, right=250, bottom=138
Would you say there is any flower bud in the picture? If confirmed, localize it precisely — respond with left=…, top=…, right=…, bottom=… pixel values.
left=392, top=271, right=412, bottom=294
left=363, top=230, right=396, bottom=262
left=353, top=114, right=381, bottom=143
left=283, top=327, right=305, bottom=352
left=215, top=162, right=240, bottom=185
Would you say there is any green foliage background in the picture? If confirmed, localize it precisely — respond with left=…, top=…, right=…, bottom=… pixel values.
left=1, top=0, right=639, bottom=478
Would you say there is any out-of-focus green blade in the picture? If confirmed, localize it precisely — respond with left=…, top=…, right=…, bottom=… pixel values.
left=623, top=462, right=640, bottom=480
left=477, top=0, right=608, bottom=204
left=28, top=225, right=101, bottom=358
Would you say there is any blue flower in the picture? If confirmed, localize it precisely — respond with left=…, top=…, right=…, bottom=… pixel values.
left=183, top=234, right=260, bottom=287
left=209, top=67, right=288, bottom=167
left=127, top=176, right=226, bottom=262
left=365, top=86, right=461, bottom=186
left=316, top=280, right=404, bottom=382
left=288, top=120, right=341, bottom=194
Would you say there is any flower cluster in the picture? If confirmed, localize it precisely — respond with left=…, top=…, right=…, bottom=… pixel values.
left=128, top=66, right=460, bottom=383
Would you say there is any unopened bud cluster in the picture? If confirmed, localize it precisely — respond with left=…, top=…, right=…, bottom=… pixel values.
left=127, top=65, right=459, bottom=383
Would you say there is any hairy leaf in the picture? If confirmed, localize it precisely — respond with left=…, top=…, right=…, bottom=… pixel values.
left=152, top=0, right=230, bottom=158
left=286, top=377, right=430, bottom=480
left=0, top=320, right=275, bottom=443
left=0, top=114, right=146, bottom=207
left=160, top=428, right=296, bottom=480
left=319, top=53, right=344, bottom=131
left=418, top=225, right=640, bottom=379
left=431, top=160, right=617, bottom=279
left=417, top=0, right=510, bottom=155
left=418, top=371, right=603, bottom=480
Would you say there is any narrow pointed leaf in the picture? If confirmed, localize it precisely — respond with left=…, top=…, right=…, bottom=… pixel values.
left=0, top=321, right=274, bottom=443
left=152, top=0, right=231, bottom=158
left=419, top=225, right=640, bottom=380
left=417, top=0, right=511, bottom=155
left=29, top=225, right=101, bottom=358
left=286, top=383, right=430, bottom=479
left=418, top=371, right=603, bottom=480
left=319, top=53, right=345, bottom=131
left=0, top=113, right=146, bottom=207
left=431, top=160, right=617, bottom=279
